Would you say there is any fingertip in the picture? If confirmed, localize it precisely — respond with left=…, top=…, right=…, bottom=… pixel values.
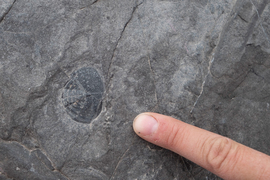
left=133, top=113, right=158, bottom=136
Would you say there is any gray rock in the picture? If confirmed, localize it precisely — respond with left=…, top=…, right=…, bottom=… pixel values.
left=0, top=139, right=68, bottom=180
left=0, top=0, right=15, bottom=23
left=0, top=0, right=269, bottom=179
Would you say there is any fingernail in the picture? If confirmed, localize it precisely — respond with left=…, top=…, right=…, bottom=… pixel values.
left=133, top=114, right=158, bottom=135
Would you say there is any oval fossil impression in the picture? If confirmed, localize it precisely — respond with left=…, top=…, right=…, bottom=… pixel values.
left=62, top=67, right=104, bottom=123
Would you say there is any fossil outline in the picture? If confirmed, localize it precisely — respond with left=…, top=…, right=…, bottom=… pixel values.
left=62, top=67, right=104, bottom=123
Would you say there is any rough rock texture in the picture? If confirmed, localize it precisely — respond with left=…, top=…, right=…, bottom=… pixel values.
left=0, top=0, right=269, bottom=179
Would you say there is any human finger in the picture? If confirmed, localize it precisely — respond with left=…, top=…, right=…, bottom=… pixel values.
left=133, top=112, right=270, bottom=180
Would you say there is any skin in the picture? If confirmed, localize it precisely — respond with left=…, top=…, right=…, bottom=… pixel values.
left=133, top=112, right=270, bottom=180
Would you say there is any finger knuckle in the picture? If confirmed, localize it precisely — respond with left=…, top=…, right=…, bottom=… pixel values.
left=203, top=137, right=237, bottom=173
left=165, top=124, right=184, bottom=148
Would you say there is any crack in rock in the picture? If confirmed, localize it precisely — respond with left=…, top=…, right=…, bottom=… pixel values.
left=107, top=0, right=144, bottom=81
left=0, top=0, right=16, bottom=24
left=249, top=0, right=270, bottom=45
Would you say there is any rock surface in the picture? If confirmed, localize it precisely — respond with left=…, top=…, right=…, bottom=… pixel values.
left=0, top=0, right=269, bottom=179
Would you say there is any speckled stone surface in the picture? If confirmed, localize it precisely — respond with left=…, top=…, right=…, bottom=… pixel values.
left=0, top=0, right=269, bottom=179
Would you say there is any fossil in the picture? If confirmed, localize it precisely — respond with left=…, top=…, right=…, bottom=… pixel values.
left=62, top=67, right=104, bottom=123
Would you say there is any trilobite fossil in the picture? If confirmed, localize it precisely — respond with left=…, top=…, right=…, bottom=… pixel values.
left=62, top=67, right=104, bottom=123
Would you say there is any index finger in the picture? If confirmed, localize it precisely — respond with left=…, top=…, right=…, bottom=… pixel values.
left=133, top=113, right=270, bottom=180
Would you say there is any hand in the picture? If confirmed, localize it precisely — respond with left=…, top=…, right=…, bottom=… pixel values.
left=133, top=113, right=270, bottom=180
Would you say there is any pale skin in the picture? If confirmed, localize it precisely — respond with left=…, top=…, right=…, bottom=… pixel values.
left=133, top=113, right=270, bottom=180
